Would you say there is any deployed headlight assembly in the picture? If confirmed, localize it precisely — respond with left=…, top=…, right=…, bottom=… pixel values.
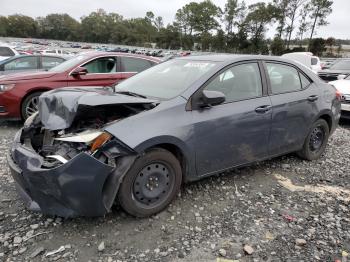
left=54, top=130, right=112, bottom=152
left=0, top=84, right=15, bottom=92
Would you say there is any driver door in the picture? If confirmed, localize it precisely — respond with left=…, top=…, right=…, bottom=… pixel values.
left=67, top=56, right=122, bottom=87
left=191, top=62, right=272, bottom=176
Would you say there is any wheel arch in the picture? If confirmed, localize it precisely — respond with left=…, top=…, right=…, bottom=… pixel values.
left=134, top=136, right=196, bottom=182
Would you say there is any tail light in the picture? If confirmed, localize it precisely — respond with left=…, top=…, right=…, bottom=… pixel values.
left=335, top=90, right=345, bottom=101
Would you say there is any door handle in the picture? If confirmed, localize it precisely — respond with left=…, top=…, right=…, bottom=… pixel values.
left=255, top=105, right=272, bottom=113
left=307, top=95, right=318, bottom=102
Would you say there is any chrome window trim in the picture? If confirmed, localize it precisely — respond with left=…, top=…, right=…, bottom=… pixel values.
left=68, top=54, right=157, bottom=76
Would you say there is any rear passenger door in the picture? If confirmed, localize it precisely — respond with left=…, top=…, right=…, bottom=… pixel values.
left=118, top=56, right=156, bottom=81
left=264, top=61, right=321, bottom=156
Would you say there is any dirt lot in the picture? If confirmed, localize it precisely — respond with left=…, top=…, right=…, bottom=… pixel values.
left=0, top=120, right=349, bottom=262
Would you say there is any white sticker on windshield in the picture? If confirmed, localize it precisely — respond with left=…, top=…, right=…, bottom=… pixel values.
left=184, top=62, right=211, bottom=68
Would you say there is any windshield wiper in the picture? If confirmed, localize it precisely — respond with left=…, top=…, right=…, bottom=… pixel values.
left=115, top=91, right=147, bottom=98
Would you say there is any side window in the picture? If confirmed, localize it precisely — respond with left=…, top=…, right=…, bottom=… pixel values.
left=204, top=63, right=263, bottom=103
left=266, top=63, right=302, bottom=94
left=311, top=57, right=318, bottom=66
left=0, top=47, right=15, bottom=56
left=121, top=57, right=153, bottom=72
left=299, top=73, right=311, bottom=89
left=83, top=57, right=117, bottom=74
left=42, top=57, right=64, bottom=69
left=4, top=56, right=38, bottom=70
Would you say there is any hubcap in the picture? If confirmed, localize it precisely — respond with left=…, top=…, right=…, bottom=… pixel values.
left=133, top=163, right=172, bottom=207
left=309, top=126, right=324, bottom=152
left=25, top=96, right=39, bottom=118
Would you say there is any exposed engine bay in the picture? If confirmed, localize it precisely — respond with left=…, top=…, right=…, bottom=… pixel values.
left=21, top=87, right=158, bottom=169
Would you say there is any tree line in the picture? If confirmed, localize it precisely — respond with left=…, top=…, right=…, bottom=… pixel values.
left=0, top=0, right=344, bottom=56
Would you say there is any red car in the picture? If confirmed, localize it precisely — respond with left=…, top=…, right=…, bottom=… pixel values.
left=0, top=52, right=160, bottom=120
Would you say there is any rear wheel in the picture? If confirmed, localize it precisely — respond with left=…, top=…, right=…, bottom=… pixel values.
left=21, top=92, right=42, bottom=120
left=297, top=119, right=329, bottom=160
left=118, top=148, right=182, bottom=217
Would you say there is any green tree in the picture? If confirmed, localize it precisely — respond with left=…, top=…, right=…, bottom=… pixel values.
left=0, top=16, right=8, bottom=36
left=6, top=15, right=37, bottom=38
left=285, top=0, right=308, bottom=48
left=325, top=37, right=336, bottom=56
left=175, top=1, right=221, bottom=50
left=36, top=14, right=80, bottom=40
left=309, top=0, right=333, bottom=40
left=309, top=37, right=326, bottom=56
left=273, top=0, right=289, bottom=38
left=154, top=16, right=164, bottom=31
left=297, top=2, right=311, bottom=45
left=270, top=36, right=285, bottom=55
left=244, top=2, right=276, bottom=53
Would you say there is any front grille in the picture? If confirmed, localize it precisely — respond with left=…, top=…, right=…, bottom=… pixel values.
left=0, top=106, right=6, bottom=113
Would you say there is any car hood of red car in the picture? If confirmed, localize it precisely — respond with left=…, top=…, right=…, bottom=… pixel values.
left=0, top=71, right=58, bottom=82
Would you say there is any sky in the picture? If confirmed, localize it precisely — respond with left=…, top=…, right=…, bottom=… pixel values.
left=1, top=0, right=349, bottom=39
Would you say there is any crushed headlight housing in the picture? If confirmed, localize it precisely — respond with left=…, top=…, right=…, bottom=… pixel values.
left=0, top=84, right=15, bottom=92
left=54, top=130, right=112, bottom=152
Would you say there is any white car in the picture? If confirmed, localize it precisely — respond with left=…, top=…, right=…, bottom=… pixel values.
left=0, top=44, right=19, bottom=61
left=41, top=49, right=73, bottom=57
left=329, top=75, right=350, bottom=119
left=282, top=52, right=322, bottom=74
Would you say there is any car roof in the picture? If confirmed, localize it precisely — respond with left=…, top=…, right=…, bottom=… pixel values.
left=176, top=54, right=298, bottom=63
left=80, top=51, right=161, bottom=63
left=0, top=54, right=66, bottom=62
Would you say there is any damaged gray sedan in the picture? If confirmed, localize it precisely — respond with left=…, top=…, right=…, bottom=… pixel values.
left=8, top=55, right=341, bottom=217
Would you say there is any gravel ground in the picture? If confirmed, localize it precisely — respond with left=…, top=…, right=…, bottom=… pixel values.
left=0, top=120, right=349, bottom=262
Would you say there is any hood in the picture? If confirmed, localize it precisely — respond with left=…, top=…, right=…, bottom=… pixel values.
left=38, top=86, right=158, bottom=130
left=0, top=71, right=57, bottom=82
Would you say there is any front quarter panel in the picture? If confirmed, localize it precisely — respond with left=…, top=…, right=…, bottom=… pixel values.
left=104, top=97, right=197, bottom=180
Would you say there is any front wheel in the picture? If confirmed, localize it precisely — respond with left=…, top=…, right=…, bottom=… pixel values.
left=297, top=119, right=329, bottom=160
left=118, top=148, right=182, bottom=217
left=21, top=92, right=42, bottom=120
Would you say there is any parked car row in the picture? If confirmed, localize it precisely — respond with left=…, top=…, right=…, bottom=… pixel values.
left=0, top=52, right=160, bottom=119
left=0, top=55, right=66, bottom=75
left=4, top=53, right=342, bottom=219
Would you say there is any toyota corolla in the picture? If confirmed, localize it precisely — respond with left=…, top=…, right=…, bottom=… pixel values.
left=8, top=55, right=341, bottom=218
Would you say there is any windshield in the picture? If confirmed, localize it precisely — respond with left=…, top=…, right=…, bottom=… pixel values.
left=48, top=54, right=88, bottom=72
left=330, top=60, right=350, bottom=70
left=116, top=59, right=217, bottom=99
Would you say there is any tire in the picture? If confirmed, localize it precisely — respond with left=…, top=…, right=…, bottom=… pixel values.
left=21, top=92, right=42, bottom=120
left=118, top=148, right=182, bottom=217
left=297, top=119, right=329, bottom=161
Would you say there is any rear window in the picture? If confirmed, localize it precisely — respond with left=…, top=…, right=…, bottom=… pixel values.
left=120, top=57, right=155, bottom=72
left=42, top=56, right=65, bottom=69
left=4, top=56, right=38, bottom=70
left=0, top=47, right=15, bottom=56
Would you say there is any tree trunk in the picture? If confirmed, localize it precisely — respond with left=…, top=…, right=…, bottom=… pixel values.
left=309, top=8, right=319, bottom=41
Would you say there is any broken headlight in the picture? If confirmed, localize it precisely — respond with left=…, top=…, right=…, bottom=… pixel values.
left=55, top=130, right=112, bottom=152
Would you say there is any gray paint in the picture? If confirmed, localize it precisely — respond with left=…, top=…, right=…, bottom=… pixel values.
left=8, top=54, right=341, bottom=217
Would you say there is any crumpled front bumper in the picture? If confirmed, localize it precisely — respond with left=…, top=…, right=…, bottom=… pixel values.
left=7, top=129, right=135, bottom=217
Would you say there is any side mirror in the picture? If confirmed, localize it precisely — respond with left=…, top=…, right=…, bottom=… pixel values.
left=338, top=74, right=347, bottom=80
left=71, top=67, right=88, bottom=76
left=199, top=90, right=226, bottom=108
